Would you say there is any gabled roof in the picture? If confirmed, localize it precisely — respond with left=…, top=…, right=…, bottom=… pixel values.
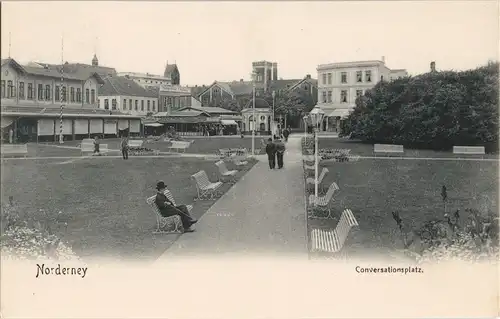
left=1, top=58, right=27, bottom=74
left=1, top=58, right=105, bottom=83
left=269, top=79, right=303, bottom=92
left=154, top=110, right=211, bottom=117
left=100, top=76, right=158, bottom=98
left=34, top=62, right=117, bottom=77
left=286, top=77, right=318, bottom=92
left=178, top=106, right=238, bottom=115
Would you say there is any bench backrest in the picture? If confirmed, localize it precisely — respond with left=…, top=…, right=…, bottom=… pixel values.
left=192, top=170, right=212, bottom=189
left=215, top=160, right=229, bottom=175
left=374, top=144, right=404, bottom=153
left=324, top=181, right=340, bottom=201
left=163, top=189, right=177, bottom=206
left=453, top=146, right=485, bottom=155
left=334, top=209, right=359, bottom=250
left=1, top=144, right=28, bottom=154
left=318, top=167, right=329, bottom=183
left=129, top=140, right=143, bottom=147
left=171, top=141, right=190, bottom=148
left=146, top=195, right=162, bottom=219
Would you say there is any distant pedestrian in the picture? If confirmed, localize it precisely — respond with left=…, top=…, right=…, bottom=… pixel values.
left=265, top=138, right=276, bottom=169
left=275, top=137, right=286, bottom=169
left=283, top=128, right=290, bottom=142
left=93, top=136, right=101, bottom=156
left=121, top=136, right=129, bottom=160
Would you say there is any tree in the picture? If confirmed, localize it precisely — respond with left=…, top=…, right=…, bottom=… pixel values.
left=221, top=97, right=242, bottom=112
left=341, top=62, right=499, bottom=153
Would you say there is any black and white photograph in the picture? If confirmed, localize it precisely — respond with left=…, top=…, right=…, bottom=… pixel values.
left=0, top=1, right=498, bottom=318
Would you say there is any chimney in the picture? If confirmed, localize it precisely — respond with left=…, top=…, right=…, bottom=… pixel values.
left=306, top=74, right=311, bottom=79
left=430, top=61, right=436, bottom=72
left=381, top=56, right=385, bottom=63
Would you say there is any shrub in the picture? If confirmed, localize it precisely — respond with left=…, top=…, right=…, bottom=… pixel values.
left=342, top=62, right=499, bottom=153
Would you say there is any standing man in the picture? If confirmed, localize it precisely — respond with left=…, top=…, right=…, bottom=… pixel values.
left=265, top=138, right=276, bottom=170
left=283, top=127, right=290, bottom=142
left=121, top=135, right=129, bottom=160
left=275, top=137, right=286, bottom=169
left=93, top=136, right=101, bottom=156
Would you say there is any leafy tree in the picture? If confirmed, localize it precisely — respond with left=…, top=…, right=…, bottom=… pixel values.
left=341, top=62, right=499, bottom=153
left=221, top=97, right=242, bottom=112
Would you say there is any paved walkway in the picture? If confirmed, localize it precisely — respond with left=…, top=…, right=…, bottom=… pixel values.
left=157, top=135, right=308, bottom=260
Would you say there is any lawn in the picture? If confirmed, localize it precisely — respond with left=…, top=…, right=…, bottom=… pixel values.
left=305, top=138, right=499, bottom=257
left=1, top=155, right=256, bottom=262
left=316, top=137, right=500, bottom=159
left=36, top=136, right=270, bottom=155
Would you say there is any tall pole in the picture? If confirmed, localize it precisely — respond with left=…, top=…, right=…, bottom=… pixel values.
left=303, top=117, right=307, bottom=140
left=314, top=122, right=319, bottom=204
left=59, top=35, right=64, bottom=144
left=251, top=83, right=255, bottom=156
left=271, top=91, right=275, bottom=140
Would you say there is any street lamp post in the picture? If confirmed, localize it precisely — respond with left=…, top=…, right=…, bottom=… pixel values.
left=271, top=90, right=275, bottom=140
left=308, top=105, right=325, bottom=205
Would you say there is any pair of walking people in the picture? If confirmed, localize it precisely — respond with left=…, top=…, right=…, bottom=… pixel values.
left=265, top=136, right=286, bottom=170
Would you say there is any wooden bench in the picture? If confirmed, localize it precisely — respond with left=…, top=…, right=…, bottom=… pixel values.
left=1, top=144, right=28, bottom=157
left=311, top=209, right=359, bottom=254
left=308, top=182, right=340, bottom=219
left=128, top=139, right=144, bottom=148
left=374, top=144, right=404, bottom=156
left=169, top=141, right=191, bottom=153
left=306, top=167, right=329, bottom=193
left=146, top=195, right=184, bottom=233
left=452, top=146, right=485, bottom=155
left=215, top=160, right=238, bottom=183
left=191, top=170, right=223, bottom=200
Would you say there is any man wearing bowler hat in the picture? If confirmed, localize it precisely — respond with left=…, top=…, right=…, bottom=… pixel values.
left=154, top=181, right=197, bottom=232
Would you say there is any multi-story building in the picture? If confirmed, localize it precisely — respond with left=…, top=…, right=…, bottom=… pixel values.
left=158, top=84, right=193, bottom=113
left=98, top=75, right=159, bottom=117
left=316, top=57, right=407, bottom=132
left=1, top=57, right=141, bottom=143
left=117, top=72, right=172, bottom=89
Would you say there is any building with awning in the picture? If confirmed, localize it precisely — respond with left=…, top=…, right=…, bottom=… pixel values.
left=1, top=57, right=142, bottom=143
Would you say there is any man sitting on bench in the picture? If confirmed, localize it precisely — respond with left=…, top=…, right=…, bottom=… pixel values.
left=154, top=181, right=197, bottom=232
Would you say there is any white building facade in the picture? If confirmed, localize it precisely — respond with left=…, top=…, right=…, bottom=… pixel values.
left=117, top=72, right=172, bottom=89
left=315, top=57, right=407, bottom=132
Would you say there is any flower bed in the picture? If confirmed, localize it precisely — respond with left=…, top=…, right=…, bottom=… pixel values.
left=129, top=147, right=160, bottom=156
left=1, top=199, right=79, bottom=261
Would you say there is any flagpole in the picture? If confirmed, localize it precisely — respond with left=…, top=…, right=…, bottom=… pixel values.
left=59, top=35, right=64, bottom=144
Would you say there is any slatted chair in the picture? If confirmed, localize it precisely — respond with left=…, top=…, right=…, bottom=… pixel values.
left=308, top=181, right=340, bottom=219
left=230, top=149, right=249, bottom=167
left=215, top=160, right=238, bottom=183
left=306, top=167, right=329, bottom=193
left=146, top=196, right=184, bottom=234
left=192, top=170, right=224, bottom=200
left=311, top=209, right=359, bottom=254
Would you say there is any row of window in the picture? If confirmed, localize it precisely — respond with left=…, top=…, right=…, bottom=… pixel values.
left=321, top=70, right=373, bottom=85
left=321, top=89, right=365, bottom=103
left=103, top=98, right=156, bottom=112
left=0, top=80, right=96, bottom=104
left=162, top=96, right=190, bottom=108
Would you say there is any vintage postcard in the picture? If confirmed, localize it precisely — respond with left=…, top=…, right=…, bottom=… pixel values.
left=0, top=1, right=498, bottom=318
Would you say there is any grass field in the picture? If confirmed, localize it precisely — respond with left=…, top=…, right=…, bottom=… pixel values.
left=35, top=136, right=270, bottom=155
left=306, top=138, right=499, bottom=257
left=1, top=155, right=256, bottom=262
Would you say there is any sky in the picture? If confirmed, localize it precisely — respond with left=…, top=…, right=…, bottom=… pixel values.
left=1, top=1, right=498, bottom=86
